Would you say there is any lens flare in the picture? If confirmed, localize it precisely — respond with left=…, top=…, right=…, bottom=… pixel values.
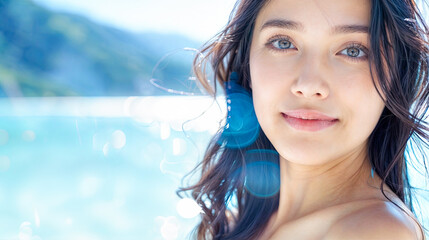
left=218, top=72, right=259, bottom=148
left=243, top=149, right=280, bottom=198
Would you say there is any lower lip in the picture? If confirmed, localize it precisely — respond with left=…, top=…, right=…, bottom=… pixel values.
left=282, top=113, right=338, bottom=132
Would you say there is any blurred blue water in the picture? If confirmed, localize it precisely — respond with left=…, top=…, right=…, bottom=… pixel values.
left=0, top=97, right=224, bottom=240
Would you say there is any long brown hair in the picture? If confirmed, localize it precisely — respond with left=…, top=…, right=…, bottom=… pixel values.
left=178, top=0, right=429, bottom=239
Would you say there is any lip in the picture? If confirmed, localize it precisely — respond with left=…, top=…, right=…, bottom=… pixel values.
left=282, top=110, right=339, bottom=132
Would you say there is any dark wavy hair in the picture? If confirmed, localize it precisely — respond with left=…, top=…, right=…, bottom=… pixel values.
left=177, top=0, right=429, bottom=239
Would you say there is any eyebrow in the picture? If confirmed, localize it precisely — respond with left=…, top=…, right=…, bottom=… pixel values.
left=260, top=19, right=369, bottom=34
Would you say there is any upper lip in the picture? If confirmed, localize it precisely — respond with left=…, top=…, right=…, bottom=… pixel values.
left=282, top=109, right=338, bottom=121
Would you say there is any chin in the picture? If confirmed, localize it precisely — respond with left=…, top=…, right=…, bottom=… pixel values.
left=277, top=148, right=334, bottom=166
left=281, top=157, right=331, bottom=166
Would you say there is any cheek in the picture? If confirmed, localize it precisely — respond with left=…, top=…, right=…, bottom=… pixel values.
left=249, top=51, right=284, bottom=122
left=249, top=50, right=297, bottom=100
left=337, top=72, right=385, bottom=138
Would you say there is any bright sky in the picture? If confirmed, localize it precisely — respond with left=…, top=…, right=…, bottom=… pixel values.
left=33, top=0, right=236, bottom=42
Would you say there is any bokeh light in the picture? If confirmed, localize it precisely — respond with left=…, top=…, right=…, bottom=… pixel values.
left=65, top=217, right=73, bottom=225
left=22, top=130, right=36, bottom=142
left=103, top=143, right=110, bottom=156
left=176, top=198, right=201, bottom=219
left=219, top=74, right=259, bottom=148
left=110, top=130, right=126, bottom=149
left=172, top=138, right=187, bottom=156
left=156, top=216, right=179, bottom=240
left=244, top=149, right=280, bottom=198
left=160, top=122, right=171, bottom=140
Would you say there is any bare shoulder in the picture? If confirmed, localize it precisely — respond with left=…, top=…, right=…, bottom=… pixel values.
left=324, top=201, right=421, bottom=240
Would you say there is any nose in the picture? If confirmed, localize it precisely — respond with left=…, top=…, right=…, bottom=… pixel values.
left=290, top=57, right=329, bottom=99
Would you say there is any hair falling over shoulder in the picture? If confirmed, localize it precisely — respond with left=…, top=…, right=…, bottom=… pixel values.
left=177, top=0, right=429, bottom=239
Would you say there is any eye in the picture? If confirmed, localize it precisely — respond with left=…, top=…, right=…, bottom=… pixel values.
left=338, top=44, right=368, bottom=61
left=266, top=36, right=296, bottom=51
left=273, top=39, right=294, bottom=49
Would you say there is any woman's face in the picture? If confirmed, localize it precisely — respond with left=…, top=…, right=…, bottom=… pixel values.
left=249, top=0, right=385, bottom=165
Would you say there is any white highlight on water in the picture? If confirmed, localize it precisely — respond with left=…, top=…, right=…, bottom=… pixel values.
left=0, top=96, right=226, bottom=135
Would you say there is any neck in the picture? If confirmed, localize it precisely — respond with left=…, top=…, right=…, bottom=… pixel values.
left=274, top=145, right=375, bottom=223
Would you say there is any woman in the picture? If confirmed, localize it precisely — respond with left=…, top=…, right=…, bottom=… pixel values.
left=178, top=0, right=429, bottom=239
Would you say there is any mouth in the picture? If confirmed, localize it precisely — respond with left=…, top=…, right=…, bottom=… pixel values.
left=281, top=110, right=339, bottom=132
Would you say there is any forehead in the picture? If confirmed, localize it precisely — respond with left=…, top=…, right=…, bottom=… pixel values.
left=255, top=0, right=371, bottom=31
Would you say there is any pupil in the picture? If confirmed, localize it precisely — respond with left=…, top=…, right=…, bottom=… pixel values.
left=279, top=40, right=291, bottom=49
left=347, top=48, right=360, bottom=57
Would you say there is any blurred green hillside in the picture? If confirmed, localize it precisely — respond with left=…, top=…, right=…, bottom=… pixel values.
left=0, top=0, right=201, bottom=97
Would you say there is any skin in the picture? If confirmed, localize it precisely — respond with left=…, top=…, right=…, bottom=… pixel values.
left=248, top=0, right=421, bottom=238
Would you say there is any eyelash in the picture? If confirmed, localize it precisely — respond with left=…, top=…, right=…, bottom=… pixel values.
left=265, top=35, right=369, bottom=62
left=265, top=35, right=296, bottom=52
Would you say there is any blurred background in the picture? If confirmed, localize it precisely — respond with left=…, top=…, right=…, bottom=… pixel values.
left=0, top=0, right=428, bottom=239
left=0, top=0, right=234, bottom=239
left=0, top=0, right=235, bottom=97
